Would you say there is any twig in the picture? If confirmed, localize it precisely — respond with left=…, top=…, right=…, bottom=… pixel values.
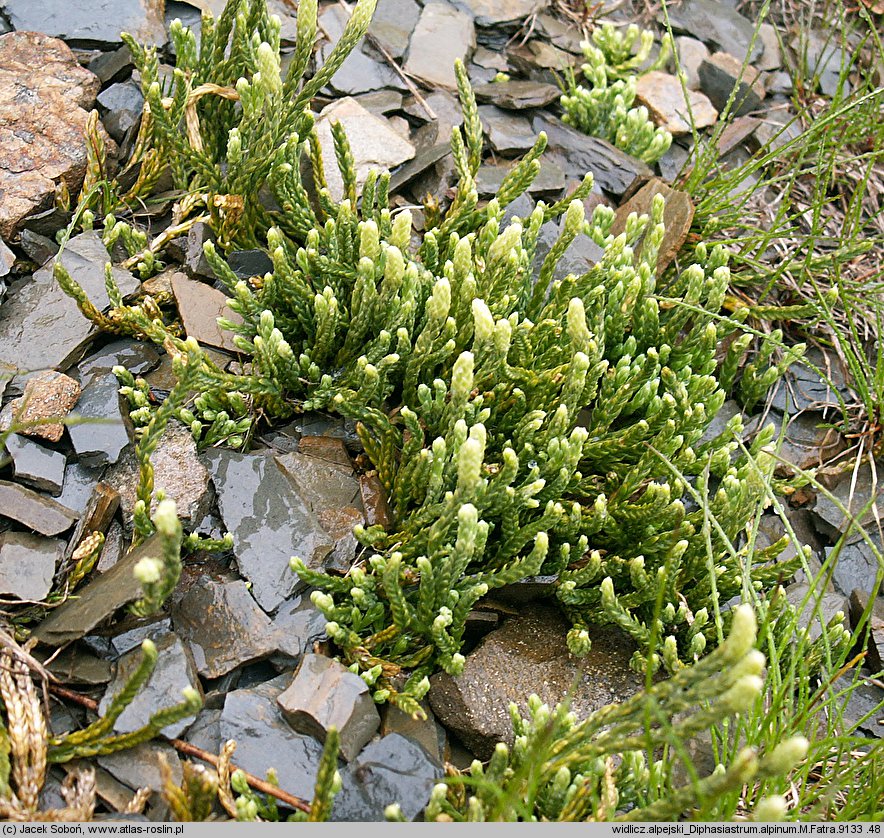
left=335, top=0, right=436, bottom=120
left=48, top=685, right=312, bottom=814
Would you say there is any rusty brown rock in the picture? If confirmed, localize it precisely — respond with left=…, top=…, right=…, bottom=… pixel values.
left=3, top=371, right=81, bottom=442
left=635, top=71, right=718, bottom=135
left=0, top=32, right=114, bottom=240
left=359, top=472, right=391, bottom=529
left=171, top=272, right=243, bottom=354
left=612, top=178, right=695, bottom=275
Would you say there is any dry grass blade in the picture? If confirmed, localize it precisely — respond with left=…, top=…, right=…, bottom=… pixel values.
left=0, top=650, right=48, bottom=813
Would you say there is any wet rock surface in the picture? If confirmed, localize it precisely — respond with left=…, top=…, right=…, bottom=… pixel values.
left=99, top=631, right=201, bottom=739
left=2, top=432, right=67, bottom=493
left=0, top=232, right=139, bottom=373
left=67, top=372, right=132, bottom=467
left=428, top=606, right=647, bottom=759
left=206, top=449, right=333, bottom=612
left=277, top=653, right=380, bottom=761
left=33, top=533, right=163, bottom=645
left=0, top=480, right=78, bottom=536
left=171, top=577, right=276, bottom=679
left=332, top=734, right=441, bottom=821
left=219, top=677, right=325, bottom=801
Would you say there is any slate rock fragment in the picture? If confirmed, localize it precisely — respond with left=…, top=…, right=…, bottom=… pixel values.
left=661, top=0, right=763, bottom=62
left=2, top=434, right=67, bottom=494
left=474, top=80, right=561, bottom=110
left=315, top=97, right=416, bottom=203
left=277, top=654, right=380, bottom=762
left=698, top=52, right=766, bottom=117
left=404, top=2, right=476, bottom=91
left=67, top=372, right=132, bottom=467
left=33, top=533, right=163, bottom=645
left=206, top=450, right=333, bottom=612
left=0, top=480, right=78, bottom=536
left=219, top=677, right=325, bottom=801
left=0, top=531, right=63, bottom=601
left=172, top=577, right=276, bottom=679
left=533, top=114, right=652, bottom=198
left=0, top=232, right=139, bottom=373
left=332, top=734, right=441, bottom=821
left=105, top=420, right=210, bottom=527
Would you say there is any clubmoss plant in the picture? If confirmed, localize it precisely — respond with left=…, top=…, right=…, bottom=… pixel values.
left=561, top=24, right=673, bottom=164
left=54, top=0, right=801, bottom=713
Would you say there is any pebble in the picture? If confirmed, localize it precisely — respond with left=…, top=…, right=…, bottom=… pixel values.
left=428, top=605, right=648, bottom=759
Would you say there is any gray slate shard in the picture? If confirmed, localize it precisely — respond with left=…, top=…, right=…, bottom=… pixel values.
left=0, top=480, right=78, bottom=536
left=3, top=433, right=67, bottom=494
left=825, top=536, right=882, bottom=601
left=814, top=462, right=883, bottom=539
left=99, top=630, right=201, bottom=739
left=78, top=339, right=161, bottom=384
left=661, top=0, right=763, bottom=62
left=785, top=583, right=849, bottom=642
left=88, top=46, right=134, bottom=85
left=0, top=531, right=63, bottom=601
left=55, top=461, right=104, bottom=515
left=473, top=80, right=561, bottom=110
left=219, top=677, right=325, bottom=801
left=403, top=2, right=476, bottom=91
left=205, top=450, right=333, bottom=612
left=368, top=0, right=421, bottom=59
left=0, top=0, right=168, bottom=47
left=277, top=654, right=380, bottom=762
left=0, top=232, right=139, bottom=373
left=332, top=734, right=441, bottom=821
left=476, top=160, right=565, bottom=200
left=532, top=114, right=652, bottom=198
left=318, top=5, right=406, bottom=95
left=531, top=219, right=604, bottom=285
left=67, top=372, right=132, bottom=467
left=171, top=577, right=276, bottom=679
left=457, top=0, right=543, bottom=25
left=479, top=105, right=536, bottom=154
left=33, top=533, right=162, bottom=645
left=98, top=743, right=183, bottom=797
left=96, top=81, right=144, bottom=143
